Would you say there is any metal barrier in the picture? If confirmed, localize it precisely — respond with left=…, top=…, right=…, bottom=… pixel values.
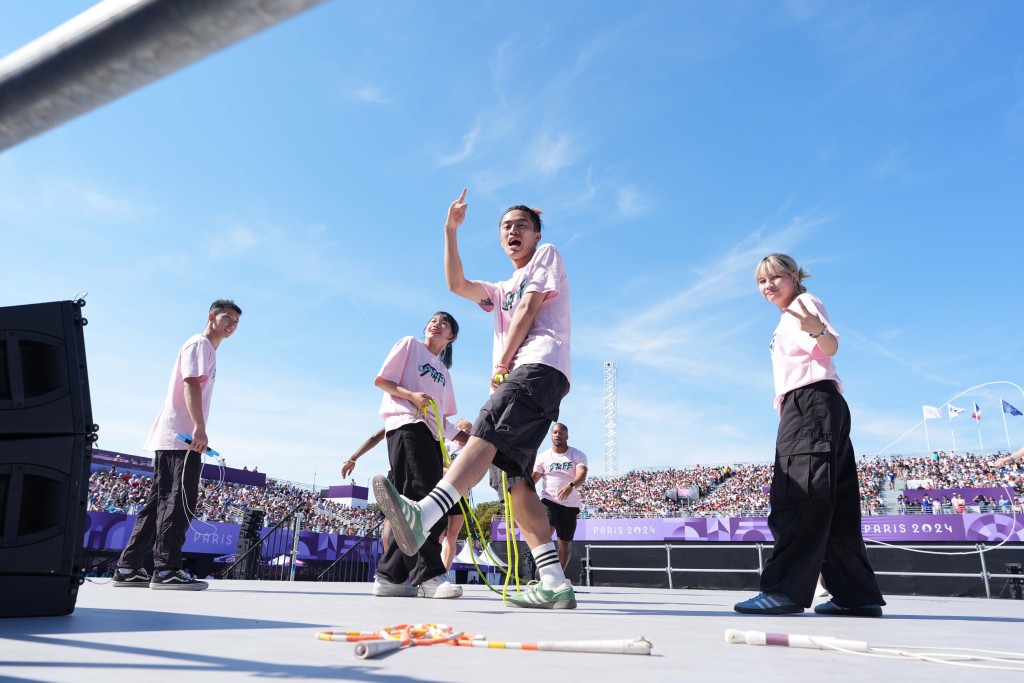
left=316, top=519, right=385, bottom=583
left=223, top=503, right=308, bottom=581
left=584, top=542, right=1024, bottom=598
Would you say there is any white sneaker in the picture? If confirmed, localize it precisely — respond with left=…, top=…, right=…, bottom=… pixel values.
left=372, top=575, right=416, bottom=597
left=417, top=576, right=462, bottom=599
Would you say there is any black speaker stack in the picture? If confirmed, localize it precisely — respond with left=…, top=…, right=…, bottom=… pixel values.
left=229, top=508, right=265, bottom=580
left=0, top=299, right=96, bottom=617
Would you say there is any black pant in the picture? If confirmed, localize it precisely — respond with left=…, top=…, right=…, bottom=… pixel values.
left=376, top=423, right=447, bottom=586
left=118, top=449, right=202, bottom=571
left=759, top=381, right=885, bottom=608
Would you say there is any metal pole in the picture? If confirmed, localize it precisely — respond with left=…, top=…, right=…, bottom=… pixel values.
left=289, top=512, right=303, bottom=582
left=977, top=543, right=990, bottom=599
left=665, top=543, right=673, bottom=590
left=585, top=544, right=591, bottom=587
left=0, top=0, right=327, bottom=153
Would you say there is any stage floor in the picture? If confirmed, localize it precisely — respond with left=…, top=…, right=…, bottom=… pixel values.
left=1, top=580, right=1021, bottom=682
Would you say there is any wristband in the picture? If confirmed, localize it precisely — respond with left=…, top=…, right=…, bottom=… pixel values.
left=569, top=482, right=575, bottom=489
left=809, top=326, right=828, bottom=339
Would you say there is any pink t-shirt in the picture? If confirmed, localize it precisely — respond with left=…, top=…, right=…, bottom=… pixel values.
left=534, top=445, right=588, bottom=507
left=377, top=336, right=458, bottom=441
left=770, top=292, right=843, bottom=414
left=143, top=334, right=217, bottom=451
left=474, top=243, right=571, bottom=384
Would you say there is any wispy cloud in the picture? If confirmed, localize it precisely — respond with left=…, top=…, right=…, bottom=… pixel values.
left=1005, top=100, right=1024, bottom=145
left=616, top=184, right=649, bottom=217
left=350, top=85, right=391, bottom=105
left=872, top=143, right=909, bottom=180
left=527, top=131, right=577, bottom=178
left=0, top=162, right=155, bottom=223
left=582, top=209, right=831, bottom=383
left=438, top=121, right=481, bottom=166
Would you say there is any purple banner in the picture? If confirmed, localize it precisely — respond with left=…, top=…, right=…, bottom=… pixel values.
left=327, top=484, right=369, bottom=500
left=84, top=511, right=379, bottom=560
left=491, top=513, right=1024, bottom=543
left=200, top=464, right=267, bottom=487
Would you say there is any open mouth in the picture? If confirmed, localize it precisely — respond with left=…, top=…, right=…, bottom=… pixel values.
left=507, top=236, right=522, bottom=248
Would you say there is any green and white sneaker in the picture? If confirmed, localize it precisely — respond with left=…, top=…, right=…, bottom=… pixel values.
left=504, top=580, right=577, bottom=609
left=371, top=475, right=428, bottom=556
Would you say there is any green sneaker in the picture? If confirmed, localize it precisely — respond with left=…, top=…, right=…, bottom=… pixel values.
left=504, top=580, right=577, bottom=609
left=371, top=475, right=428, bottom=556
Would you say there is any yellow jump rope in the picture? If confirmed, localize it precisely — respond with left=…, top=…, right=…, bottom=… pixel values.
left=422, top=399, right=525, bottom=600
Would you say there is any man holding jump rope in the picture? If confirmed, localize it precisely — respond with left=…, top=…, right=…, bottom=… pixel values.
left=374, top=189, right=576, bottom=609
left=113, top=299, right=241, bottom=590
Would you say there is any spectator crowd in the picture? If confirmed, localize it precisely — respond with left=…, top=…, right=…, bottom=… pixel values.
left=88, top=451, right=1023, bottom=529
left=88, top=469, right=382, bottom=536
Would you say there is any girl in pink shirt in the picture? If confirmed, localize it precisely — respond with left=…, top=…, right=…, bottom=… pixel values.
left=734, top=254, right=885, bottom=617
left=372, top=312, right=464, bottom=600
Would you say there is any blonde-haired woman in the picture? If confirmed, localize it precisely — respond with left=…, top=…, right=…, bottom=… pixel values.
left=734, top=254, right=885, bottom=617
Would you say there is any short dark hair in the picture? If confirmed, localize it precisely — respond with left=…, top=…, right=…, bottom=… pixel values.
left=500, top=205, right=543, bottom=232
left=210, top=299, right=242, bottom=316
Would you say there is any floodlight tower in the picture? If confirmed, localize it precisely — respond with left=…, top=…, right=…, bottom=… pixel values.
left=603, top=361, right=618, bottom=477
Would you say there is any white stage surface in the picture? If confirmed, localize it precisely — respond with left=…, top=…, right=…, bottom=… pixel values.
left=1, top=580, right=1021, bottom=681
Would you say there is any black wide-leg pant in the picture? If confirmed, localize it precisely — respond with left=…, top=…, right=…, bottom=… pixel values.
left=118, top=449, right=201, bottom=571
left=376, top=422, right=447, bottom=586
left=759, top=380, right=885, bottom=608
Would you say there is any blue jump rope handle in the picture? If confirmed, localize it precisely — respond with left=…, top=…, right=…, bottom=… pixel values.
left=175, top=433, right=220, bottom=457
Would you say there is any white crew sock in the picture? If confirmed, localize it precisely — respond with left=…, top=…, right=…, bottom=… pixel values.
left=419, top=480, right=460, bottom=529
left=532, top=543, right=566, bottom=588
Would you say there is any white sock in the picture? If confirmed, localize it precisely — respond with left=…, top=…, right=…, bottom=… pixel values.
left=532, top=543, right=565, bottom=588
left=419, top=480, right=460, bottom=529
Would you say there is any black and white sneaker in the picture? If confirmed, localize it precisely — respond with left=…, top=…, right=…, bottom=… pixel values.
left=150, top=569, right=208, bottom=591
left=112, top=568, right=151, bottom=587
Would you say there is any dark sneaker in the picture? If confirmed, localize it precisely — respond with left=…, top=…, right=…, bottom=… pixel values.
left=372, top=575, right=417, bottom=597
left=371, top=475, right=428, bottom=556
left=112, top=568, right=151, bottom=587
left=150, top=569, right=208, bottom=591
left=814, top=599, right=883, bottom=618
left=504, top=580, right=576, bottom=609
left=734, top=592, right=804, bottom=614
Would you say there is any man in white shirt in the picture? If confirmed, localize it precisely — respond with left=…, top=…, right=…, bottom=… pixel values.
left=533, top=423, right=587, bottom=569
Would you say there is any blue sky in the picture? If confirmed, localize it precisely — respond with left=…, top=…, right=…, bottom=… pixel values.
left=2, top=1, right=1023, bottom=502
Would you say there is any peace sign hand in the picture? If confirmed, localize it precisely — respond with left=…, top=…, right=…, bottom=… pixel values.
left=784, top=298, right=827, bottom=337
left=446, top=188, right=468, bottom=231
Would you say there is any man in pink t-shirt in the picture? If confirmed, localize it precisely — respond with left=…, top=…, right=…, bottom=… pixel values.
left=533, top=423, right=588, bottom=570
left=373, top=189, right=578, bottom=610
left=113, top=299, right=241, bottom=591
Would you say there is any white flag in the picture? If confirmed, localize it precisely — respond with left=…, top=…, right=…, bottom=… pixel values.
left=922, top=405, right=942, bottom=420
left=948, top=404, right=965, bottom=418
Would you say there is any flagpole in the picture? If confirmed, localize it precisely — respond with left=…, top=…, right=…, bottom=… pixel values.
left=1003, top=400, right=1012, bottom=451
left=973, top=402, right=984, bottom=452
left=947, top=405, right=957, bottom=453
left=924, top=418, right=931, bottom=453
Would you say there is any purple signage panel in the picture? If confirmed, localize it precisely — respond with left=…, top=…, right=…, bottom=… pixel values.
left=84, top=512, right=381, bottom=560
left=491, top=513, right=1024, bottom=543
left=200, top=464, right=267, bottom=487
left=327, top=485, right=369, bottom=500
